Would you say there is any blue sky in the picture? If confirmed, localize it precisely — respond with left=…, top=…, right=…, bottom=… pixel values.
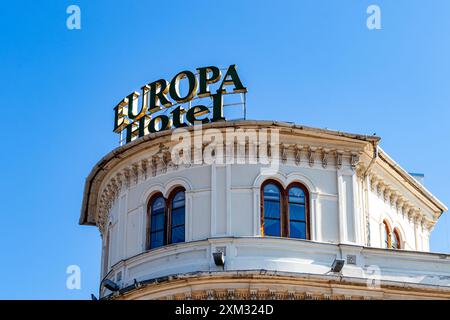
left=1, top=0, right=449, bottom=299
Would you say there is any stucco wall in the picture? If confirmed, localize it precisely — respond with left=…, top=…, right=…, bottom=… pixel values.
left=103, top=159, right=366, bottom=271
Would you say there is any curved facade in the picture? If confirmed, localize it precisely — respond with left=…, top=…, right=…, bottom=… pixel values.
left=80, top=120, right=450, bottom=300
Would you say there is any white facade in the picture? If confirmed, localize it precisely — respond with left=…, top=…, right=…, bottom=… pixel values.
left=80, top=121, right=450, bottom=299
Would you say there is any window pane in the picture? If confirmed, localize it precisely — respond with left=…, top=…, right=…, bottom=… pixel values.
left=391, top=235, right=398, bottom=249
left=382, top=223, right=389, bottom=248
left=289, top=203, right=305, bottom=221
left=290, top=221, right=306, bottom=239
left=172, top=191, right=185, bottom=209
left=171, top=208, right=184, bottom=227
left=264, top=218, right=281, bottom=237
left=288, top=187, right=305, bottom=204
left=392, top=231, right=400, bottom=249
left=264, top=201, right=280, bottom=218
left=152, top=196, right=165, bottom=212
left=264, top=183, right=280, bottom=200
left=171, top=191, right=185, bottom=244
left=151, top=213, right=165, bottom=231
left=288, top=186, right=307, bottom=239
left=171, top=226, right=185, bottom=244
left=263, top=183, right=281, bottom=236
left=150, top=196, right=165, bottom=248
left=150, top=231, right=164, bottom=249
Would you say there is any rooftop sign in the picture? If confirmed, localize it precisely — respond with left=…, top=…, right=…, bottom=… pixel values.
left=113, top=65, right=247, bottom=144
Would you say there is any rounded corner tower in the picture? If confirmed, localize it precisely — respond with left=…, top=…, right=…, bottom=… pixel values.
left=80, top=120, right=450, bottom=300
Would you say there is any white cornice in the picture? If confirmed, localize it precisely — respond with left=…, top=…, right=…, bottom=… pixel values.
left=377, top=147, right=447, bottom=213
left=80, top=120, right=379, bottom=228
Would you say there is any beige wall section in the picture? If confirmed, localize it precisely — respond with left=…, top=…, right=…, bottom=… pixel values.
left=101, top=238, right=450, bottom=300
left=115, top=272, right=450, bottom=300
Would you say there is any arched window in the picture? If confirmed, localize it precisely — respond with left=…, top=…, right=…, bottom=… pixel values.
left=149, top=194, right=166, bottom=249
left=392, top=228, right=401, bottom=249
left=287, top=184, right=309, bottom=240
left=261, top=180, right=310, bottom=240
left=262, top=183, right=282, bottom=237
left=382, top=220, right=391, bottom=249
left=381, top=221, right=402, bottom=250
left=169, top=189, right=185, bottom=244
left=147, top=188, right=186, bottom=250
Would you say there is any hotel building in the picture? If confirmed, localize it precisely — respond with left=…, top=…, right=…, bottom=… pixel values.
left=80, top=120, right=450, bottom=300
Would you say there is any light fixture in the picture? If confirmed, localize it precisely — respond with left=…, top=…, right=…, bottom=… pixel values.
left=134, top=279, right=142, bottom=289
left=102, top=279, right=120, bottom=292
left=331, top=259, right=345, bottom=273
left=213, top=251, right=225, bottom=267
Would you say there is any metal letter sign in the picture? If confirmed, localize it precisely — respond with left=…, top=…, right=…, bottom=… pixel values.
left=113, top=65, right=247, bottom=145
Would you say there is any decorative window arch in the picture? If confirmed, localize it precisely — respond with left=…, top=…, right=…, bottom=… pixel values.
left=261, top=180, right=310, bottom=240
left=146, top=187, right=186, bottom=250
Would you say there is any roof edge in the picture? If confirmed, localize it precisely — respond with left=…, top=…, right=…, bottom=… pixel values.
left=378, top=147, right=447, bottom=214
left=78, top=120, right=380, bottom=226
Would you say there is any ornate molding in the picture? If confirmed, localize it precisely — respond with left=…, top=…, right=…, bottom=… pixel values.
left=308, top=147, right=315, bottom=167
left=132, top=163, right=139, bottom=185
left=321, top=149, right=329, bottom=169
left=141, top=159, right=148, bottom=180
left=350, top=153, right=359, bottom=170
left=121, top=287, right=371, bottom=300
left=370, top=175, right=378, bottom=191
left=94, top=141, right=379, bottom=236
left=294, top=145, right=302, bottom=165
left=367, top=173, right=436, bottom=232
left=335, top=151, right=343, bottom=169
left=280, top=144, right=288, bottom=164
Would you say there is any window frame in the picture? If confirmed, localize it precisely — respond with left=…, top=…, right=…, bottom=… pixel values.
left=286, top=182, right=310, bottom=240
left=260, top=180, right=285, bottom=237
left=146, top=192, right=167, bottom=250
left=260, top=180, right=310, bottom=240
left=146, top=187, right=186, bottom=250
left=392, top=228, right=401, bottom=249
left=382, top=220, right=392, bottom=249
left=167, top=187, right=186, bottom=245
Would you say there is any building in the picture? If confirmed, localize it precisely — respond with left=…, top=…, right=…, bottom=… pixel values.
left=80, top=120, right=450, bottom=300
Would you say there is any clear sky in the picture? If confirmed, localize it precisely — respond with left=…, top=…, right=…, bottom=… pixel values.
left=1, top=0, right=449, bottom=299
